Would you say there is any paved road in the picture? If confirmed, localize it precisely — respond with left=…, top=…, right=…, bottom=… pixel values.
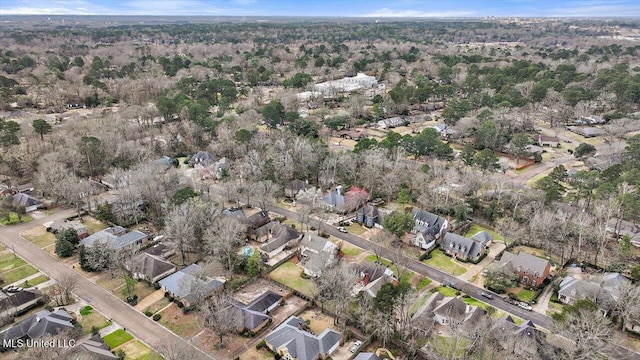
left=510, top=154, right=575, bottom=185
left=0, top=211, right=211, bottom=360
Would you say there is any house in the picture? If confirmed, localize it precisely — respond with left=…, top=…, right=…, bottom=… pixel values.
left=524, top=144, right=544, bottom=155
left=566, top=126, right=605, bottom=138
left=322, top=186, right=346, bottom=213
left=0, top=289, right=44, bottom=318
left=257, top=222, right=300, bottom=259
left=354, top=354, right=381, bottom=360
left=440, top=231, right=491, bottom=262
left=47, top=219, right=88, bottom=239
left=491, top=315, right=543, bottom=356
left=417, top=292, right=485, bottom=327
left=126, top=252, right=176, bottom=284
left=285, top=179, right=310, bottom=199
left=558, top=272, right=629, bottom=316
left=351, top=262, right=397, bottom=297
left=244, top=210, right=271, bottom=231
left=72, top=335, right=118, bottom=359
left=334, top=130, right=363, bottom=141
left=300, top=234, right=338, bottom=277
left=151, top=156, right=173, bottom=169
left=228, top=291, right=283, bottom=333
left=538, top=135, right=560, bottom=147
left=626, top=319, right=640, bottom=334
left=11, top=193, right=43, bottom=212
left=143, top=243, right=176, bottom=259
left=0, top=309, right=74, bottom=344
left=265, top=315, right=342, bottom=360
left=430, top=123, right=456, bottom=137
left=377, top=116, right=405, bottom=129
left=80, top=226, right=148, bottom=253
left=355, top=205, right=381, bottom=228
left=576, top=115, right=605, bottom=125
left=606, top=218, right=640, bottom=247
left=497, top=251, right=551, bottom=288
left=159, top=264, right=224, bottom=307
left=188, top=151, right=218, bottom=168
left=411, top=208, right=448, bottom=250
left=213, top=157, right=234, bottom=179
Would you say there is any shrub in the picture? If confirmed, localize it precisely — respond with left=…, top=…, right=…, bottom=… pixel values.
left=153, top=314, right=161, bottom=321
left=164, top=291, right=170, bottom=297
left=144, top=310, right=153, bottom=317
left=176, top=301, right=184, bottom=308
left=91, top=326, right=100, bottom=336
left=79, top=306, right=93, bottom=315
left=153, top=283, right=161, bottom=290
left=256, top=339, right=267, bottom=350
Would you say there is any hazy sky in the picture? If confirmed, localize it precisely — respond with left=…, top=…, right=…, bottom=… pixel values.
left=1, top=0, right=639, bottom=17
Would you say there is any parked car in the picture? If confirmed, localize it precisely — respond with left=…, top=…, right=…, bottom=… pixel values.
left=5, top=286, right=23, bottom=293
left=446, top=282, right=459, bottom=290
left=480, top=292, right=493, bottom=300
left=350, top=340, right=362, bottom=353
left=518, top=302, right=533, bottom=311
left=337, top=227, right=348, bottom=233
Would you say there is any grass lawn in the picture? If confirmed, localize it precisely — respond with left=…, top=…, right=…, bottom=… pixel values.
left=144, top=297, right=172, bottom=315
left=514, top=288, right=535, bottom=302
left=240, top=347, right=275, bottom=360
left=103, top=329, right=134, bottom=349
left=116, top=281, right=157, bottom=302
left=336, top=241, right=363, bottom=256
left=83, top=217, right=108, bottom=234
left=97, top=275, right=126, bottom=292
left=158, top=303, right=201, bottom=338
left=0, top=212, right=34, bottom=226
left=362, top=254, right=415, bottom=282
left=423, top=250, right=467, bottom=276
left=120, top=340, right=159, bottom=360
left=344, top=223, right=368, bottom=235
left=416, top=276, right=433, bottom=291
left=79, top=310, right=111, bottom=334
left=0, top=253, right=27, bottom=272
left=20, top=274, right=49, bottom=287
left=363, top=254, right=392, bottom=267
left=2, top=265, right=38, bottom=284
left=464, top=224, right=507, bottom=243
left=410, top=290, right=433, bottom=316
left=435, top=286, right=458, bottom=297
left=268, top=261, right=317, bottom=297
left=23, top=229, right=56, bottom=248
left=524, top=171, right=550, bottom=188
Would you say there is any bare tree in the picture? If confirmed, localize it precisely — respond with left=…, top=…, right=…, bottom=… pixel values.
left=55, top=274, right=78, bottom=305
left=204, top=217, right=246, bottom=274
left=199, top=295, right=240, bottom=348
left=315, top=262, right=357, bottom=327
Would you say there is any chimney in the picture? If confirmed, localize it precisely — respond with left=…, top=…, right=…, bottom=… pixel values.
left=335, top=185, right=343, bottom=195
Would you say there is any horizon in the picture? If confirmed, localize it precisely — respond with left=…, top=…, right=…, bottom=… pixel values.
left=1, top=0, right=639, bottom=18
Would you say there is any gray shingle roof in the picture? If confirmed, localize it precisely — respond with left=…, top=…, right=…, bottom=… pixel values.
left=499, top=251, right=550, bottom=278
left=81, top=226, right=147, bottom=250
left=1, top=309, right=73, bottom=341
left=128, top=253, right=176, bottom=281
left=189, top=151, right=218, bottom=167
left=0, top=289, right=43, bottom=314
left=470, top=231, right=493, bottom=246
left=259, top=223, right=299, bottom=253
left=49, top=220, right=88, bottom=235
left=441, top=233, right=483, bottom=259
left=159, top=264, right=223, bottom=303
left=12, top=193, right=42, bottom=208
left=246, top=290, right=283, bottom=313
left=265, top=316, right=341, bottom=360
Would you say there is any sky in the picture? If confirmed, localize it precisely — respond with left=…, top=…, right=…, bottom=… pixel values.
left=0, top=0, right=639, bottom=17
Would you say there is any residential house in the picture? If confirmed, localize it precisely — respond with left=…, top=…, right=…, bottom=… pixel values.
left=606, top=218, right=640, bottom=247
left=151, top=156, right=173, bottom=169
left=188, top=151, right=218, bottom=168
left=47, top=219, right=88, bottom=239
left=80, top=226, right=148, bottom=253
left=0, top=309, right=74, bottom=344
left=257, top=222, right=300, bottom=260
left=416, top=292, right=485, bottom=327
left=159, top=264, right=224, bottom=307
left=244, top=210, right=271, bottom=231
left=322, top=186, right=346, bottom=213
left=11, top=193, right=43, bottom=212
left=538, top=135, right=560, bottom=147
left=411, top=208, right=448, bottom=250
left=558, top=272, right=629, bottom=316
left=285, top=179, right=310, bottom=199
left=265, top=315, right=342, bottom=360
left=228, top=291, right=283, bottom=333
left=430, top=123, right=456, bottom=137
left=0, top=289, right=44, bottom=318
left=354, top=354, right=381, bottom=360
left=213, top=157, right=234, bottom=179
left=143, top=243, right=176, bottom=259
left=491, top=315, right=543, bottom=356
left=497, top=251, right=551, bottom=288
left=72, top=335, right=118, bottom=359
left=576, top=115, right=605, bottom=125
left=126, top=252, right=176, bottom=284
left=377, top=116, right=405, bottom=129
left=352, top=263, right=397, bottom=298
left=626, top=319, right=640, bottom=334
left=334, top=130, right=363, bottom=141
left=300, top=234, right=338, bottom=277
left=524, top=144, right=544, bottom=155
left=355, top=205, right=381, bottom=228
left=566, top=126, right=605, bottom=138
left=440, top=231, right=492, bottom=262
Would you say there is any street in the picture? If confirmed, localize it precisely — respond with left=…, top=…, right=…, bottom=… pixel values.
left=0, top=211, right=211, bottom=360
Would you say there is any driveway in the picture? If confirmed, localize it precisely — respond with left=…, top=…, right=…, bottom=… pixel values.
left=0, top=210, right=212, bottom=360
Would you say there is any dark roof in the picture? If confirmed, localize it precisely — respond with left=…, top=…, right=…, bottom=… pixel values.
left=470, top=231, right=493, bottom=246
left=246, top=290, right=283, bottom=313
left=12, top=193, right=42, bottom=208
left=159, top=264, right=223, bottom=303
left=245, top=211, right=270, bottom=227
left=441, top=233, right=483, bottom=259
left=143, top=243, right=174, bottom=257
left=259, top=223, right=299, bottom=253
left=357, top=205, right=379, bottom=219
left=189, top=151, right=218, bottom=167
left=412, top=208, right=447, bottom=239
left=265, top=316, right=342, bottom=360
left=0, top=289, right=43, bottom=313
left=81, top=226, right=147, bottom=250
left=1, top=309, right=73, bottom=341
left=322, top=190, right=346, bottom=208
left=128, top=253, right=176, bottom=280
left=286, top=180, right=311, bottom=193
left=74, top=335, right=118, bottom=360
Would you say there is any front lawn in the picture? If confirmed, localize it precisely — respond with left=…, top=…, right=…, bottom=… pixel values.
left=119, top=340, right=158, bottom=359
left=115, top=281, right=157, bottom=302
left=0, top=212, right=34, bottom=225
left=157, top=303, right=200, bottom=338
left=344, top=223, right=368, bottom=235
left=21, top=274, right=49, bottom=287
left=0, top=253, right=26, bottom=272
left=435, top=286, right=458, bottom=297
left=268, top=261, right=317, bottom=297
left=423, top=250, right=467, bottom=276
left=79, top=309, right=111, bottom=334
left=22, top=228, right=56, bottom=248
left=83, top=217, right=108, bottom=234
left=363, top=254, right=392, bottom=267
left=103, top=329, right=134, bottom=348
left=2, top=265, right=38, bottom=284
left=144, top=297, right=172, bottom=315
left=514, top=288, right=535, bottom=303
left=335, top=241, right=363, bottom=257
left=416, top=276, right=433, bottom=291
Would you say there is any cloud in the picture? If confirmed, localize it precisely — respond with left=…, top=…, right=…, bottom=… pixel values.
left=0, top=0, right=114, bottom=15
left=549, top=0, right=640, bottom=16
left=360, top=8, right=476, bottom=17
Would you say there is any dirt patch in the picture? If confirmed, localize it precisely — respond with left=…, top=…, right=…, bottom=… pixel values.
left=232, top=277, right=291, bottom=304
left=297, top=308, right=340, bottom=335
left=158, top=303, right=201, bottom=338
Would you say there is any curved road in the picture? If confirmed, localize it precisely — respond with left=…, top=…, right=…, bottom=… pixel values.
left=0, top=211, right=211, bottom=360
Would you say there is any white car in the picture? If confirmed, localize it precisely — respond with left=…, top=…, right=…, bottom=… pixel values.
left=349, top=340, right=362, bottom=353
left=337, top=227, right=348, bottom=233
left=518, top=302, right=533, bottom=311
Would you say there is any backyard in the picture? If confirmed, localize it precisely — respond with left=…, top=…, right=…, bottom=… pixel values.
left=423, top=250, right=467, bottom=276
left=464, top=224, right=508, bottom=244
left=268, top=260, right=317, bottom=297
